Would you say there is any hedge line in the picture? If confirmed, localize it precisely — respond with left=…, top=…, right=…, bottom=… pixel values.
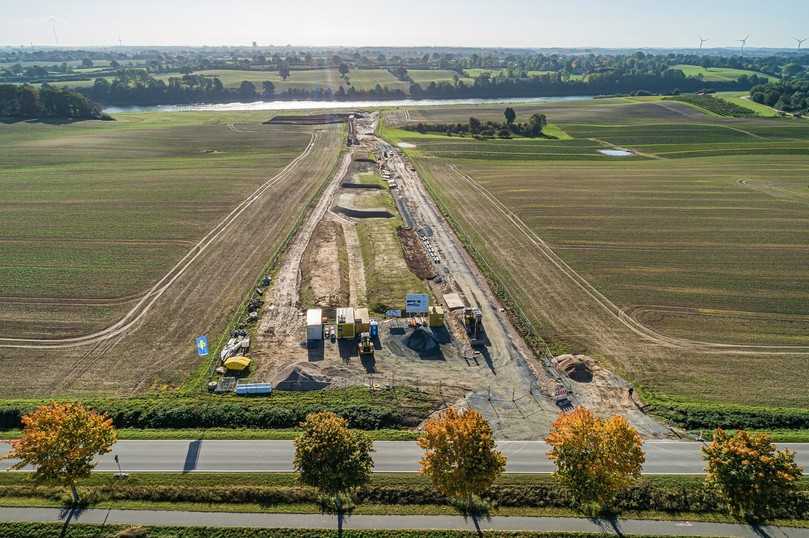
left=646, top=397, right=809, bottom=431
left=5, top=481, right=809, bottom=519
left=0, top=523, right=685, bottom=538
left=0, top=396, right=424, bottom=431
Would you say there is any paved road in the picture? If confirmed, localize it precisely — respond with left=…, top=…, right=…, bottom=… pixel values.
left=1, top=507, right=807, bottom=537
left=6, top=440, right=809, bottom=474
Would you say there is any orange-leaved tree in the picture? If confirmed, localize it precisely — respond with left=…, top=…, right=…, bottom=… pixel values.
left=4, top=402, right=116, bottom=504
left=294, top=411, right=374, bottom=538
left=703, top=428, right=802, bottom=521
left=418, top=408, right=506, bottom=535
left=546, top=407, right=644, bottom=514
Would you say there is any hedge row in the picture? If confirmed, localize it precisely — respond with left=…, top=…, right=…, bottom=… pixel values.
left=646, top=397, right=809, bottom=430
left=5, top=482, right=808, bottom=519
left=0, top=399, right=416, bottom=431
left=0, top=523, right=684, bottom=538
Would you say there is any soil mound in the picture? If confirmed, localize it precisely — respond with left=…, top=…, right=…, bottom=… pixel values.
left=405, top=328, right=440, bottom=355
left=273, top=362, right=331, bottom=391
left=553, top=354, right=593, bottom=383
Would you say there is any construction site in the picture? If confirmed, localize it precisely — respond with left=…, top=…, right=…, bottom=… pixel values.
left=204, top=112, right=669, bottom=440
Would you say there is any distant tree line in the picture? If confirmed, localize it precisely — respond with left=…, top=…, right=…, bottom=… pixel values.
left=0, top=84, right=108, bottom=120
left=750, top=77, right=809, bottom=113
left=404, top=109, right=549, bottom=139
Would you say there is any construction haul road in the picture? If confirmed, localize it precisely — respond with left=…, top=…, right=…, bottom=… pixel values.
left=374, top=124, right=667, bottom=438
left=8, top=440, right=808, bottom=474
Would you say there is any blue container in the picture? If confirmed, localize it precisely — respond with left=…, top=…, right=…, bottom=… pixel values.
left=235, top=383, right=272, bottom=396
left=369, top=320, right=379, bottom=338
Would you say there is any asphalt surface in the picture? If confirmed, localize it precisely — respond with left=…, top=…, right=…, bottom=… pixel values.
left=1, top=507, right=807, bottom=537
left=6, top=440, right=809, bottom=474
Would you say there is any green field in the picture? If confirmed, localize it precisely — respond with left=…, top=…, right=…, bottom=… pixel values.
left=191, top=68, right=409, bottom=93
left=715, top=91, right=781, bottom=117
left=407, top=69, right=473, bottom=85
left=672, top=64, right=779, bottom=82
left=0, top=112, right=315, bottom=339
left=385, top=98, right=809, bottom=408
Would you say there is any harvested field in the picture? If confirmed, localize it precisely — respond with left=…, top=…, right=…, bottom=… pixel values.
left=386, top=99, right=809, bottom=408
left=0, top=112, right=344, bottom=397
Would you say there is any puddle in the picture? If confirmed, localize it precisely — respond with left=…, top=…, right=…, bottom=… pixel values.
left=599, top=148, right=634, bottom=157
left=398, top=142, right=416, bottom=148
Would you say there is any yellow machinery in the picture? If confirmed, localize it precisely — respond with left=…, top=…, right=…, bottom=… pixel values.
left=336, top=307, right=356, bottom=339
left=358, top=332, right=374, bottom=358
left=428, top=306, right=445, bottom=328
left=224, top=356, right=252, bottom=372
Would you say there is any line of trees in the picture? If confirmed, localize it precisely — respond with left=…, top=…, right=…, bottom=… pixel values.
left=4, top=402, right=803, bottom=532
left=405, top=108, right=548, bottom=139
left=0, top=84, right=108, bottom=120
left=65, top=64, right=770, bottom=107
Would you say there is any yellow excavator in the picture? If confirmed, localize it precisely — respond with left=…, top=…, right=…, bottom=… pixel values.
left=358, top=332, right=374, bottom=358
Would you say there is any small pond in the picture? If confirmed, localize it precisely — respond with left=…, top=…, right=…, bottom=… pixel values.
left=598, top=149, right=634, bottom=157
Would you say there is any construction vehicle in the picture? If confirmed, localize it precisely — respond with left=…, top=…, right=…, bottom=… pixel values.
left=358, top=332, right=374, bottom=358
left=463, top=307, right=485, bottom=345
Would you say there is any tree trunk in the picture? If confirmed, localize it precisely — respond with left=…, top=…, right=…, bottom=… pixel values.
left=336, top=495, right=343, bottom=538
left=472, top=514, right=482, bottom=538
left=70, top=484, right=79, bottom=505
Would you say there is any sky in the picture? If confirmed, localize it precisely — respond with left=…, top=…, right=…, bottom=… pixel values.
left=1, top=0, right=807, bottom=49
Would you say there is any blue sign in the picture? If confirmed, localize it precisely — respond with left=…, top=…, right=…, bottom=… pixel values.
left=195, top=336, right=209, bottom=357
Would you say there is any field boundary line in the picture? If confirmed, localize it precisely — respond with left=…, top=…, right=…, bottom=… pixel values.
left=0, top=133, right=319, bottom=350
left=447, top=165, right=809, bottom=355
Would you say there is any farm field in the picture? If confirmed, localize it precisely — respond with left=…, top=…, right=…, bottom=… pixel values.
left=407, top=69, right=473, bottom=86
left=671, top=64, right=779, bottom=82
left=190, top=68, right=409, bottom=93
left=0, top=111, right=344, bottom=396
left=386, top=98, right=809, bottom=408
left=715, top=91, right=781, bottom=117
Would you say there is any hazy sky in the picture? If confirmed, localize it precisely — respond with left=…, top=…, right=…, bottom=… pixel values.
left=2, top=0, right=807, bottom=49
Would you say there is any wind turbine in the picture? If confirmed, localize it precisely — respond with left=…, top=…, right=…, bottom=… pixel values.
left=738, top=35, right=750, bottom=56
left=699, top=36, right=709, bottom=49
left=48, top=16, right=58, bottom=45
left=796, top=37, right=808, bottom=50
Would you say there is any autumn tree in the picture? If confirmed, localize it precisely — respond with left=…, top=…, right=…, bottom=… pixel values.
left=294, top=412, right=374, bottom=537
left=418, top=408, right=506, bottom=535
left=703, top=429, right=802, bottom=521
left=4, top=402, right=116, bottom=504
left=546, top=407, right=644, bottom=514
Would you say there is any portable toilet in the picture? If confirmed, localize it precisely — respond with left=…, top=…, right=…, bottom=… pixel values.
left=336, top=307, right=355, bottom=339
left=354, top=307, right=370, bottom=333
left=428, top=306, right=445, bottom=328
left=306, top=308, right=323, bottom=341
left=369, top=319, right=379, bottom=339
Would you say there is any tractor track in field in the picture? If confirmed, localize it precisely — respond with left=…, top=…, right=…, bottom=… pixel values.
left=0, top=133, right=318, bottom=350
left=448, top=164, right=809, bottom=355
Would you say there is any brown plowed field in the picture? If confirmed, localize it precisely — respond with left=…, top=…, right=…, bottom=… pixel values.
left=0, top=118, right=343, bottom=397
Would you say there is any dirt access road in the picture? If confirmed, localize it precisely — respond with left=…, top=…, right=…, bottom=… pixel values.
left=0, top=126, right=343, bottom=397
left=376, top=118, right=668, bottom=438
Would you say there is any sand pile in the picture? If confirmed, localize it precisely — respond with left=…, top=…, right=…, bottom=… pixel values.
left=273, top=362, right=332, bottom=391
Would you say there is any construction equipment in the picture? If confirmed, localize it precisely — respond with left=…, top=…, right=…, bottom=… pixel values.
left=358, top=332, right=374, bottom=358
left=428, top=305, right=445, bottom=328
left=463, top=307, right=485, bottom=345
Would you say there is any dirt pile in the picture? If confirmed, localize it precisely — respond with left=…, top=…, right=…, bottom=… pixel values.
left=405, top=328, right=441, bottom=356
left=398, top=228, right=436, bottom=279
left=553, top=354, right=594, bottom=382
left=272, top=362, right=332, bottom=391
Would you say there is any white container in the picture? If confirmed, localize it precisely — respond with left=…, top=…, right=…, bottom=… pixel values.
left=306, top=308, right=323, bottom=341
